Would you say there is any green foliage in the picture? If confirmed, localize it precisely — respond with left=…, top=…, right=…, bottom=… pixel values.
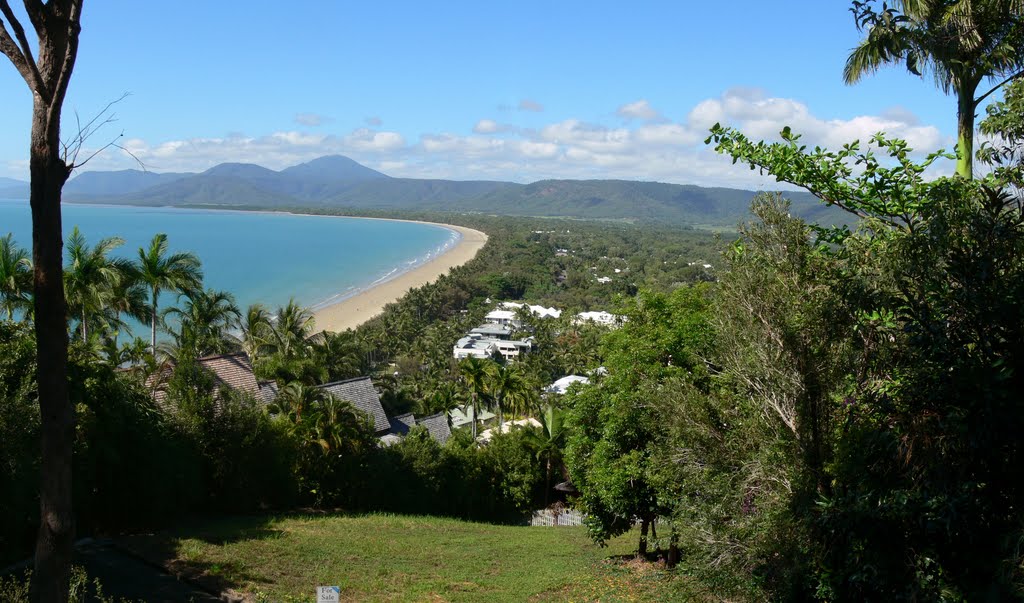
left=564, top=286, right=713, bottom=550
left=363, top=427, right=544, bottom=522
left=844, top=0, right=1024, bottom=177
left=707, top=123, right=952, bottom=231
left=0, top=566, right=133, bottom=603
left=0, top=234, right=32, bottom=320
left=979, top=77, right=1024, bottom=186
left=703, top=112, right=1024, bottom=597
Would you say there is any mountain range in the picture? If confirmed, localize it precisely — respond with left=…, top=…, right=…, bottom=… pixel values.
left=0, top=155, right=849, bottom=227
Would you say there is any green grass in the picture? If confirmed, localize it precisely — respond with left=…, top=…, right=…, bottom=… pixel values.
left=119, top=513, right=708, bottom=602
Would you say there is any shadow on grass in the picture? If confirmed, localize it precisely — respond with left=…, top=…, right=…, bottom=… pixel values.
left=115, top=514, right=286, bottom=598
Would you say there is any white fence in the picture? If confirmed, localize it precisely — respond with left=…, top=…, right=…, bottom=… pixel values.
left=530, top=508, right=586, bottom=527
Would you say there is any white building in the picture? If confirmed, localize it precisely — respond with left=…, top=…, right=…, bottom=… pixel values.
left=495, top=301, right=562, bottom=320
left=574, top=310, right=624, bottom=327
left=477, top=418, right=543, bottom=444
left=545, top=375, right=590, bottom=395
left=453, top=333, right=533, bottom=361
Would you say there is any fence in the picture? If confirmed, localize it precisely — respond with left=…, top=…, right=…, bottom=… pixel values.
left=529, top=507, right=586, bottom=527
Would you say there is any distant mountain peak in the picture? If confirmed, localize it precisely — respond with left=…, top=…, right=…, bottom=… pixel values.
left=280, top=155, right=389, bottom=182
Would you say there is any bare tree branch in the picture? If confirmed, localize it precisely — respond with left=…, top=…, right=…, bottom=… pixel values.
left=0, top=0, right=49, bottom=101
left=45, top=1, right=82, bottom=138
left=975, top=69, right=1024, bottom=107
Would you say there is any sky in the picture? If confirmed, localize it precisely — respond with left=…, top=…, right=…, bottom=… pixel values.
left=0, top=1, right=996, bottom=188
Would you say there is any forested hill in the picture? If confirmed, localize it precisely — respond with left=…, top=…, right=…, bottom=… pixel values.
left=9, top=154, right=851, bottom=227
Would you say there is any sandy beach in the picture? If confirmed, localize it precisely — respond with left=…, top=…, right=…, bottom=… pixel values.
left=312, top=222, right=488, bottom=333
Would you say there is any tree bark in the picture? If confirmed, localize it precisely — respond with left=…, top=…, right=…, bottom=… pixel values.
left=150, top=289, right=158, bottom=353
left=30, top=117, right=74, bottom=603
left=0, top=2, right=83, bottom=600
left=638, top=517, right=650, bottom=557
left=957, top=82, right=979, bottom=179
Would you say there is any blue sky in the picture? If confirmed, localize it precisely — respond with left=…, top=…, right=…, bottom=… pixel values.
left=0, top=1, right=989, bottom=187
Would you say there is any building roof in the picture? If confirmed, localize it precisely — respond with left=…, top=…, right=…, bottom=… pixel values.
left=318, top=377, right=389, bottom=434
left=449, top=405, right=496, bottom=428
left=148, top=352, right=261, bottom=406
left=496, top=301, right=562, bottom=319
left=417, top=412, right=452, bottom=445
left=478, top=418, right=542, bottom=443
left=484, top=309, right=518, bottom=321
left=574, top=310, right=624, bottom=325
left=258, top=380, right=279, bottom=404
left=470, top=324, right=513, bottom=338
left=200, top=353, right=261, bottom=395
left=389, top=412, right=417, bottom=436
left=546, top=375, right=590, bottom=395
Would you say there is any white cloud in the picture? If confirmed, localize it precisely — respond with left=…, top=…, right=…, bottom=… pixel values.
left=517, top=99, right=544, bottom=112
left=294, top=112, right=331, bottom=127
left=60, top=89, right=954, bottom=189
left=472, top=119, right=516, bottom=134
left=617, top=99, right=663, bottom=122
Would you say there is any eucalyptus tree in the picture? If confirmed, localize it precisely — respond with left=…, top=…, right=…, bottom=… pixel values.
left=135, top=233, right=203, bottom=353
left=459, top=356, right=492, bottom=439
left=845, top=0, right=1024, bottom=177
left=62, top=227, right=131, bottom=342
left=0, top=1, right=85, bottom=597
left=0, top=233, right=32, bottom=320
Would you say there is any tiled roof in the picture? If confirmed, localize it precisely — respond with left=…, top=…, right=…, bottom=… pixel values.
left=417, top=412, right=452, bottom=445
left=389, top=412, right=417, bottom=436
left=318, top=377, right=389, bottom=434
left=147, top=353, right=260, bottom=406
left=200, top=353, right=261, bottom=397
left=258, top=380, right=279, bottom=405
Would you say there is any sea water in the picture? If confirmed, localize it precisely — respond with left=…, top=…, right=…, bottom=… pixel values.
left=0, top=198, right=457, bottom=335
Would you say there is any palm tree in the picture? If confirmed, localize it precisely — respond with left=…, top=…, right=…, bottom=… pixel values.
left=311, top=329, right=365, bottom=382
left=459, top=356, right=492, bottom=440
left=63, top=227, right=133, bottom=341
left=241, top=303, right=272, bottom=361
left=422, top=380, right=466, bottom=427
left=845, top=0, right=1024, bottom=177
left=488, top=363, right=530, bottom=429
left=255, top=300, right=322, bottom=384
left=135, top=233, right=203, bottom=352
left=0, top=233, right=32, bottom=320
left=165, top=288, right=241, bottom=357
left=269, top=381, right=325, bottom=424
left=264, top=299, right=316, bottom=359
left=523, top=405, right=567, bottom=507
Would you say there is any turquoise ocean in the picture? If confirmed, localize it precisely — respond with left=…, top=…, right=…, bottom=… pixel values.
left=0, top=198, right=457, bottom=334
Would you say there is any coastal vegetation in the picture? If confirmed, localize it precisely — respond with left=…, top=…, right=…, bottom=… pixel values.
left=3, top=1, right=1024, bottom=601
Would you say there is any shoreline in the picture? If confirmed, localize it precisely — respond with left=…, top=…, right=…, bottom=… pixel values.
left=311, top=222, right=487, bottom=333
left=6, top=198, right=489, bottom=333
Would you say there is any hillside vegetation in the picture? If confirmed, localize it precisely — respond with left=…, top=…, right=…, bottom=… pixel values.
left=0, top=154, right=852, bottom=227
left=118, top=513, right=708, bottom=602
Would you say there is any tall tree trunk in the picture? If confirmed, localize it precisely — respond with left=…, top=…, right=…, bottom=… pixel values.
left=150, top=287, right=158, bottom=353
left=544, top=456, right=551, bottom=507
left=638, top=517, right=650, bottom=557
left=30, top=137, right=73, bottom=603
left=956, top=82, right=979, bottom=179
left=470, top=395, right=478, bottom=440
left=0, top=2, right=83, bottom=600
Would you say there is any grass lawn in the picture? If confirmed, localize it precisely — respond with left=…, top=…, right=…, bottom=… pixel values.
left=119, top=513, right=709, bottom=602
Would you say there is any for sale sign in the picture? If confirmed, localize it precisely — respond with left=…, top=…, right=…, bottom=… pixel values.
left=317, top=586, right=340, bottom=602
